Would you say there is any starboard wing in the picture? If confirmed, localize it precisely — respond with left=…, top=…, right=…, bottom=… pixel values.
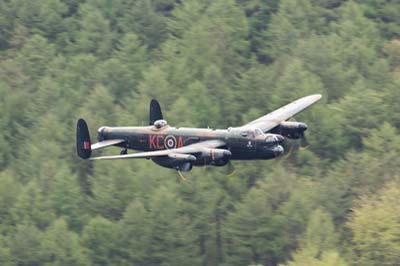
left=90, top=139, right=226, bottom=161
left=240, top=94, right=322, bottom=133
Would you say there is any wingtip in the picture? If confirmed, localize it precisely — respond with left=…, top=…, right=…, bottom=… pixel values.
left=307, top=94, right=322, bottom=102
left=311, top=94, right=322, bottom=99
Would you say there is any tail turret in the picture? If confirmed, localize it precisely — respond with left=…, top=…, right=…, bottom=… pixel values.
left=76, top=118, right=91, bottom=159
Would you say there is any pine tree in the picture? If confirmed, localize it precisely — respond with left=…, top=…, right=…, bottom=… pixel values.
left=348, top=182, right=400, bottom=266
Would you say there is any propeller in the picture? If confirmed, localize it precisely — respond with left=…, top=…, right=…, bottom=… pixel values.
left=283, top=143, right=294, bottom=159
left=226, top=161, right=237, bottom=176
left=287, top=118, right=309, bottom=150
left=299, top=132, right=309, bottom=150
left=177, top=170, right=187, bottom=181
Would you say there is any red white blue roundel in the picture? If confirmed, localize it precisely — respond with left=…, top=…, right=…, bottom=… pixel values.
left=164, top=135, right=177, bottom=149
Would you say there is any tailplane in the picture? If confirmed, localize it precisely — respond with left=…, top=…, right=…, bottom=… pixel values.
left=76, top=118, right=91, bottom=159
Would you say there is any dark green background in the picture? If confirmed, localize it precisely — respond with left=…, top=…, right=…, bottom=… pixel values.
left=1, top=0, right=400, bottom=265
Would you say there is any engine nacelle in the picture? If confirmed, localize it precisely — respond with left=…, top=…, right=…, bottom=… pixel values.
left=196, top=149, right=232, bottom=167
left=210, top=149, right=232, bottom=166
left=152, top=149, right=232, bottom=170
left=210, top=149, right=232, bottom=160
left=270, top=121, right=308, bottom=139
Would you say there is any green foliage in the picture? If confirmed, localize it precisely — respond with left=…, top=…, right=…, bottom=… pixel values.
left=224, top=169, right=317, bottom=265
left=75, top=3, right=114, bottom=57
left=288, top=208, right=348, bottom=266
left=358, top=0, right=400, bottom=38
left=82, top=216, right=119, bottom=266
left=16, top=34, right=55, bottom=78
left=265, top=0, right=327, bottom=58
left=0, top=171, right=21, bottom=233
left=289, top=248, right=348, bottom=266
left=10, top=224, right=44, bottom=266
left=11, top=180, right=56, bottom=229
left=110, top=186, right=200, bottom=266
left=348, top=182, right=400, bottom=266
left=117, top=0, right=169, bottom=49
left=42, top=219, right=90, bottom=266
left=13, top=0, right=68, bottom=39
left=0, top=235, right=14, bottom=266
left=0, top=0, right=399, bottom=265
left=303, top=209, right=338, bottom=252
left=339, top=86, right=388, bottom=147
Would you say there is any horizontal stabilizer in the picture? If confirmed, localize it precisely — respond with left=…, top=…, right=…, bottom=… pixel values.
left=91, top=139, right=125, bottom=151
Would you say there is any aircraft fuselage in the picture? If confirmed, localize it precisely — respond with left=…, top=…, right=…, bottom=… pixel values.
left=98, top=126, right=283, bottom=161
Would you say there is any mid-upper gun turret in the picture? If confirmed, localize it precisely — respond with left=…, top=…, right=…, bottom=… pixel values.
left=154, top=119, right=168, bottom=129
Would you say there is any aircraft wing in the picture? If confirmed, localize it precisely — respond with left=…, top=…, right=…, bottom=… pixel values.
left=91, top=139, right=126, bottom=151
left=90, top=139, right=225, bottom=161
left=240, top=94, right=322, bottom=133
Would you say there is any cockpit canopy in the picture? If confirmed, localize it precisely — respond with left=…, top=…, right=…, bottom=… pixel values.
left=154, top=119, right=168, bottom=129
left=240, top=128, right=264, bottom=139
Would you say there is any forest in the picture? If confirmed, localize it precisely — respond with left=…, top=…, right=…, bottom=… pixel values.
left=1, top=0, right=400, bottom=265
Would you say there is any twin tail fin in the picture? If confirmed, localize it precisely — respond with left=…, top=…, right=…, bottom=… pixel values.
left=149, top=99, right=163, bottom=125
left=76, top=118, right=91, bottom=159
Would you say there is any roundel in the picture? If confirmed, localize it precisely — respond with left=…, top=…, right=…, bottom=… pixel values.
left=164, top=135, right=177, bottom=149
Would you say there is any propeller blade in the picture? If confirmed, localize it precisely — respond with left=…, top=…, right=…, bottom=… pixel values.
left=299, top=133, right=309, bottom=150
left=177, top=171, right=187, bottom=181
left=226, top=161, right=236, bottom=176
left=283, top=144, right=294, bottom=159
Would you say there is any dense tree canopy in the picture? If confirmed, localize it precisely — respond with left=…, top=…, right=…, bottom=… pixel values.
left=1, top=1, right=399, bottom=265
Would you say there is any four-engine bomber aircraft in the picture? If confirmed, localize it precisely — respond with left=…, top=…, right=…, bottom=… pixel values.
left=77, top=94, right=322, bottom=171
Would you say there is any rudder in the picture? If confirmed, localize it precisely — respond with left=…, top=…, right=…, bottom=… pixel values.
left=76, top=118, right=91, bottom=159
